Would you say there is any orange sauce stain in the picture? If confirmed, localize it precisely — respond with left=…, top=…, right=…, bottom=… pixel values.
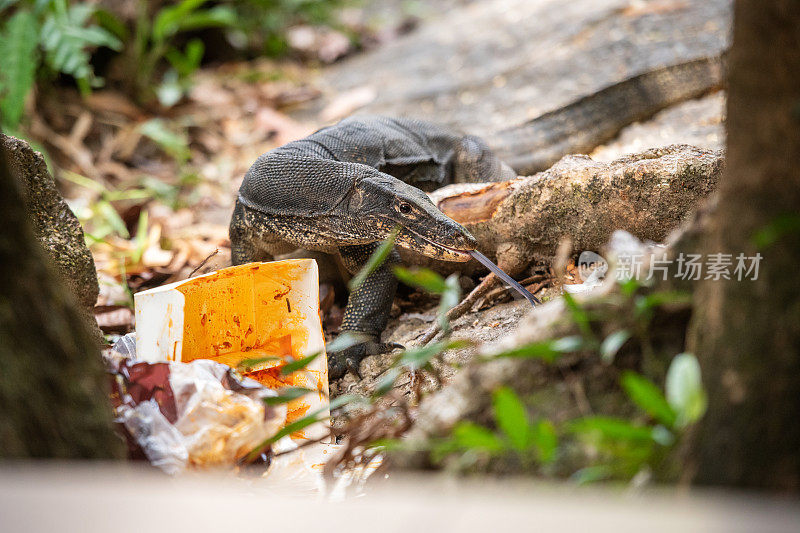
left=175, top=261, right=316, bottom=439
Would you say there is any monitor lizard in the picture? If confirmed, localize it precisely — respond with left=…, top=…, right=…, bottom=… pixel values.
left=229, top=115, right=515, bottom=380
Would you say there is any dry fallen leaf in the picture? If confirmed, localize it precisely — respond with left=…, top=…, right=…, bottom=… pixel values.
left=320, top=85, right=377, bottom=122
left=94, top=305, right=135, bottom=334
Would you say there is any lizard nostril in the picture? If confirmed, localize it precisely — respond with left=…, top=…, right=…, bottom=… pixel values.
left=455, top=228, right=478, bottom=249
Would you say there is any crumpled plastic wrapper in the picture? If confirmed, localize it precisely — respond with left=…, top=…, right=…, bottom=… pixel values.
left=108, top=337, right=286, bottom=474
left=260, top=437, right=383, bottom=498
left=117, top=399, right=188, bottom=475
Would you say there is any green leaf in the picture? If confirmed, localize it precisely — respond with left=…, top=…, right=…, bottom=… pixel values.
left=0, top=10, right=38, bottom=128
left=452, top=422, right=504, bottom=453
left=93, top=8, right=129, bottom=41
left=634, top=291, right=692, bottom=317
left=373, top=366, right=401, bottom=397
left=139, top=118, right=191, bottom=163
left=348, top=227, right=399, bottom=291
left=392, top=266, right=448, bottom=293
left=237, top=355, right=281, bottom=371
left=246, top=407, right=324, bottom=457
left=492, top=386, right=529, bottom=451
left=153, top=0, right=209, bottom=40
left=651, top=425, right=675, bottom=446
left=0, top=0, right=20, bottom=11
left=562, top=292, right=594, bottom=339
left=105, top=189, right=154, bottom=202
left=551, top=336, right=584, bottom=352
left=40, top=3, right=121, bottom=89
left=245, top=394, right=360, bottom=461
left=571, top=465, right=612, bottom=485
left=618, top=277, right=641, bottom=297
left=262, top=387, right=314, bottom=406
left=529, top=420, right=558, bottom=464
left=165, top=38, right=204, bottom=77
left=569, top=416, right=656, bottom=442
left=620, top=371, right=677, bottom=427
left=156, top=71, right=183, bottom=108
left=280, top=352, right=320, bottom=375
left=96, top=200, right=129, bottom=238
left=374, top=339, right=470, bottom=396
left=184, top=38, right=205, bottom=67
left=328, top=394, right=363, bottom=412
left=131, top=209, right=149, bottom=264
left=325, top=331, right=367, bottom=354
left=752, top=213, right=800, bottom=249
left=395, top=342, right=443, bottom=371
left=665, top=353, right=707, bottom=428
left=396, top=339, right=469, bottom=371
left=173, top=6, right=236, bottom=34
left=490, top=335, right=583, bottom=363
left=367, top=438, right=407, bottom=452
left=437, top=273, right=461, bottom=331
left=60, top=170, right=109, bottom=193
left=600, top=330, right=630, bottom=363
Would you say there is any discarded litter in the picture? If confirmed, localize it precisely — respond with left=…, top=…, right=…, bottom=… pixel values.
left=134, top=259, right=330, bottom=445
left=109, top=259, right=339, bottom=477
left=110, top=357, right=286, bottom=474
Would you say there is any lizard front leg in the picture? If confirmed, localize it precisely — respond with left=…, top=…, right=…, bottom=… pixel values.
left=230, top=200, right=274, bottom=264
left=328, top=242, right=403, bottom=380
left=230, top=200, right=298, bottom=264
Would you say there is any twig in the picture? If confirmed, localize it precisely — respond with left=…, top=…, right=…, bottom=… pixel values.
left=482, top=275, right=549, bottom=304
left=270, top=432, right=333, bottom=458
left=188, top=249, right=219, bottom=278
left=323, top=395, right=412, bottom=481
left=560, top=368, right=592, bottom=416
left=30, top=116, right=98, bottom=178
left=417, top=273, right=500, bottom=346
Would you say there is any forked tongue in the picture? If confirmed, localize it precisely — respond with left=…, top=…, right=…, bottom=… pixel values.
left=469, top=250, right=541, bottom=307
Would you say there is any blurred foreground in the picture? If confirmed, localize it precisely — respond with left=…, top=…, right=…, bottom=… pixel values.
left=1, top=464, right=799, bottom=532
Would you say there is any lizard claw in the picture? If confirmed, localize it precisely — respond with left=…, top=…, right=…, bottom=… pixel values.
left=346, top=357, right=363, bottom=380
left=328, top=339, right=405, bottom=381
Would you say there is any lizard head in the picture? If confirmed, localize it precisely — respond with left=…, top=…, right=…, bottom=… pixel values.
left=353, top=174, right=478, bottom=262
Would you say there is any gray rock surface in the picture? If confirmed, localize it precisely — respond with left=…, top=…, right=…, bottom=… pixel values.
left=591, top=92, right=725, bottom=161
left=2, top=135, right=100, bottom=313
left=412, top=144, right=723, bottom=276
left=330, top=293, right=544, bottom=401
left=310, top=0, right=730, bottom=147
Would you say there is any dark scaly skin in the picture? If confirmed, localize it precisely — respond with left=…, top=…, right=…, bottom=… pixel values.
left=229, top=115, right=514, bottom=380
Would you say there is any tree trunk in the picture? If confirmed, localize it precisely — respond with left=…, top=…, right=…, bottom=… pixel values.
left=688, top=0, right=800, bottom=489
left=0, top=143, right=124, bottom=458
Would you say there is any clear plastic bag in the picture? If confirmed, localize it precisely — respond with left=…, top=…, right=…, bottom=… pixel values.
left=110, top=356, right=286, bottom=474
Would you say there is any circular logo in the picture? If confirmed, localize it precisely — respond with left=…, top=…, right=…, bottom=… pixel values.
left=577, top=251, right=608, bottom=282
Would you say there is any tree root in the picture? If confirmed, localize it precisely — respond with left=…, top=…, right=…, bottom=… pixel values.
left=417, top=273, right=500, bottom=346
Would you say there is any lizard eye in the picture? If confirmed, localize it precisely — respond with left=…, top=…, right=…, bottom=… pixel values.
left=398, top=202, right=412, bottom=215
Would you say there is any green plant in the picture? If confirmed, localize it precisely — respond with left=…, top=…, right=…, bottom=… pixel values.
left=370, top=265, right=703, bottom=482
left=138, top=118, right=191, bottom=164
left=61, top=170, right=152, bottom=242
left=0, top=0, right=121, bottom=129
left=569, top=353, right=707, bottom=482
left=157, top=38, right=204, bottom=106
left=431, top=387, right=559, bottom=469
left=245, top=237, right=706, bottom=484
left=96, top=0, right=236, bottom=105
left=230, top=0, right=350, bottom=56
